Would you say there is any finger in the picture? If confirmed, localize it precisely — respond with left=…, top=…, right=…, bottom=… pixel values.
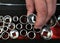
left=45, top=0, right=57, bottom=24
left=25, top=0, right=34, bottom=16
left=34, top=0, right=48, bottom=29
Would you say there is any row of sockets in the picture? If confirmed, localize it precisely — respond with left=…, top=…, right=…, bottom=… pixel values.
left=0, top=14, right=60, bottom=40
left=0, top=22, right=53, bottom=40
left=0, top=14, right=59, bottom=27
left=0, top=15, right=35, bottom=40
left=0, top=29, right=36, bottom=40
left=0, top=23, right=34, bottom=31
left=0, top=26, right=53, bottom=40
left=0, top=15, right=27, bottom=24
left=0, top=14, right=39, bottom=40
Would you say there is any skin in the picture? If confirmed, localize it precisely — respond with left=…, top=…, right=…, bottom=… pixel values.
left=25, top=0, right=34, bottom=16
left=26, top=0, right=57, bottom=29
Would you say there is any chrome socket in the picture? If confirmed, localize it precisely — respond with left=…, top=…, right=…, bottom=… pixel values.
left=41, top=27, right=53, bottom=40
left=8, top=23, right=15, bottom=30
left=2, top=32, right=9, bottom=40
left=3, top=15, right=12, bottom=24
left=27, top=31, right=36, bottom=39
left=58, top=15, right=60, bottom=20
left=9, top=30, right=19, bottom=39
left=27, top=14, right=36, bottom=25
left=0, top=27, right=4, bottom=33
left=20, top=29, right=27, bottom=36
left=13, top=16, right=19, bottom=22
left=20, top=15, right=27, bottom=24
left=26, top=24, right=33, bottom=30
left=16, top=23, right=22, bottom=30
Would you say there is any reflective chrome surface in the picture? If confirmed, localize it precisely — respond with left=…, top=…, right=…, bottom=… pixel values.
left=57, top=15, right=60, bottom=26
left=2, top=32, right=9, bottom=40
left=27, top=14, right=36, bottom=25
left=20, top=15, right=27, bottom=24
left=26, top=24, right=33, bottom=30
left=3, top=15, right=12, bottom=24
left=20, top=29, right=27, bottom=36
left=9, top=30, right=19, bottom=39
left=8, top=23, right=15, bottom=30
left=16, top=23, right=22, bottom=30
left=13, top=16, right=19, bottom=22
left=27, top=31, right=36, bottom=39
left=41, top=27, right=53, bottom=40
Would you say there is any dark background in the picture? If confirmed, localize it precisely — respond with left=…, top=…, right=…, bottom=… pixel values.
left=0, top=0, right=26, bottom=16
left=57, top=0, right=60, bottom=3
left=0, top=0, right=60, bottom=17
left=0, top=0, right=59, bottom=4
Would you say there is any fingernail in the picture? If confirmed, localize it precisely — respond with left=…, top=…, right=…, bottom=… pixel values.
left=34, top=24, right=43, bottom=29
left=27, top=13, right=33, bottom=16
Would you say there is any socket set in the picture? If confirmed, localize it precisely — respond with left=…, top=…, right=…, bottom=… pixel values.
left=0, top=0, right=60, bottom=40
left=0, top=13, right=59, bottom=40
